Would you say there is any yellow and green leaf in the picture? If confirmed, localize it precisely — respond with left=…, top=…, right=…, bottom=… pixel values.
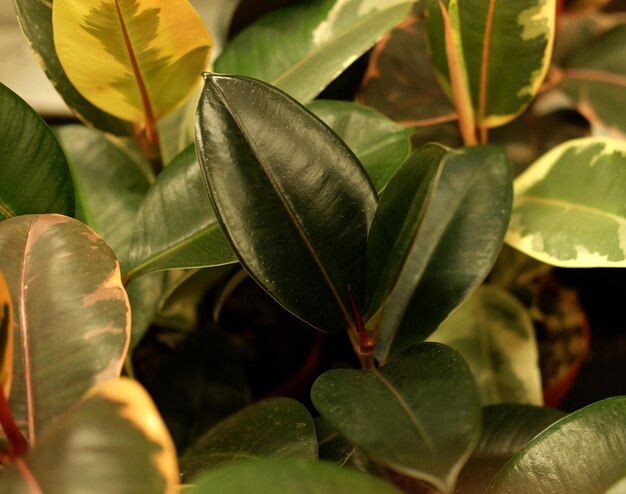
left=53, top=0, right=212, bottom=124
left=506, top=137, right=626, bottom=267
left=0, top=271, right=13, bottom=398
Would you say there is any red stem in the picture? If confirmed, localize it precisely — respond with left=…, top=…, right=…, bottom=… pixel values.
left=0, top=382, right=28, bottom=459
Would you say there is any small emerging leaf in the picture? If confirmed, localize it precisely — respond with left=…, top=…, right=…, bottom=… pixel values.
left=0, top=272, right=14, bottom=397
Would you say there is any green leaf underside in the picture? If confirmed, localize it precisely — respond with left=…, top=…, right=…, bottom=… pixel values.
left=372, top=146, right=513, bottom=362
left=188, top=458, right=402, bottom=494
left=311, top=343, right=481, bottom=494
left=0, top=215, right=130, bottom=444
left=307, top=100, right=412, bottom=192
left=561, top=25, right=626, bottom=138
left=0, top=83, right=74, bottom=221
left=425, top=0, right=555, bottom=127
left=196, top=74, right=377, bottom=333
left=488, top=397, right=626, bottom=493
left=215, top=0, right=413, bottom=103
left=13, top=0, right=132, bottom=135
left=506, top=137, right=626, bottom=267
left=428, top=285, right=542, bottom=406
left=127, top=144, right=236, bottom=279
left=180, top=398, right=316, bottom=482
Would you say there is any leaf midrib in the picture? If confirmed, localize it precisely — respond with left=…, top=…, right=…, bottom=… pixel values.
left=516, top=196, right=626, bottom=225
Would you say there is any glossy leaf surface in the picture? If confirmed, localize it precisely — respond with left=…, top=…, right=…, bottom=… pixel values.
left=308, top=100, right=412, bottom=192
left=188, top=458, right=402, bottom=494
left=0, top=378, right=178, bottom=493
left=315, top=417, right=355, bottom=466
left=180, top=398, right=317, bottom=481
left=506, top=137, right=626, bottom=267
left=0, top=272, right=14, bottom=396
left=311, top=343, right=481, bottom=493
left=371, top=146, right=513, bottom=362
left=196, top=74, right=377, bottom=333
left=127, top=145, right=236, bottom=279
left=425, top=0, right=556, bottom=128
left=428, top=286, right=542, bottom=405
left=55, top=125, right=150, bottom=270
left=13, top=0, right=132, bottom=135
left=0, top=215, right=130, bottom=444
left=215, top=0, right=412, bottom=103
left=488, top=397, right=626, bottom=493
left=53, top=0, right=212, bottom=123
left=0, top=83, right=74, bottom=221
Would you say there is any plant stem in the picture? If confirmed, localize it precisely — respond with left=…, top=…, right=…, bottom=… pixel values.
left=0, top=382, right=28, bottom=459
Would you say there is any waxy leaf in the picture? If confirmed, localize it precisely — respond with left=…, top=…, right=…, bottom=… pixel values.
left=215, top=0, right=413, bottom=103
left=0, top=215, right=130, bottom=444
left=13, top=0, right=132, bottom=135
left=315, top=416, right=355, bottom=466
left=180, top=398, right=317, bottom=481
left=488, top=397, right=626, bottom=493
left=0, top=272, right=14, bottom=396
left=188, top=458, right=402, bottom=494
left=371, top=146, right=513, bottom=362
left=428, top=286, right=543, bottom=406
left=308, top=100, right=412, bottom=192
left=311, top=343, right=481, bottom=494
left=425, top=0, right=556, bottom=128
left=0, top=83, right=74, bottom=221
left=0, top=378, right=179, bottom=493
left=506, top=137, right=626, bottom=267
left=560, top=25, right=626, bottom=138
left=196, top=74, right=377, bottom=333
left=127, top=144, right=235, bottom=279
left=53, top=0, right=212, bottom=123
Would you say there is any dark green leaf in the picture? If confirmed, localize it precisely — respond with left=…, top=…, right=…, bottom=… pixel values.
left=315, top=416, right=355, bottom=466
left=0, top=83, right=74, bottom=220
left=311, top=343, right=481, bottom=494
left=196, top=74, right=377, bottom=333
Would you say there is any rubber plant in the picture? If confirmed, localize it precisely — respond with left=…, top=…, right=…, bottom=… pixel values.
left=0, top=0, right=625, bottom=493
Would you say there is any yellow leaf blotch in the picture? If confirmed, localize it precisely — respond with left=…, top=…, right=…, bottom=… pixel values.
left=53, top=0, right=212, bottom=123
left=0, top=271, right=13, bottom=398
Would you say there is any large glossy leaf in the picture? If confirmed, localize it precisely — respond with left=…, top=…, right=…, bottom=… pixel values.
left=0, top=378, right=179, bottom=493
left=315, top=416, right=355, bottom=466
left=13, top=0, right=132, bottom=135
left=428, top=286, right=542, bottom=406
left=196, top=74, right=377, bottom=333
left=425, top=0, right=556, bottom=128
left=188, top=458, right=402, bottom=494
left=0, top=272, right=14, bottom=396
left=307, top=100, right=412, bottom=192
left=53, top=0, right=212, bottom=123
left=180, top=397, right=317, bottom=481
left=214, top=0, right=413, bottom=104
left=506, top=137, right=626, bottom=267
left=488, top=397, right=626, bottom=493
left=311, top=343, right=481, bottom=494
left=0, top=215, right=130, bottom=444
left=0, top=83, right=74, bottom=221
left=370, top=146, right=513, bottom=362
left=127, top=145, right=236, bottom=279
left=560, top=25, right=626, bottom=139
left=55, top=125, right=150, bottom=270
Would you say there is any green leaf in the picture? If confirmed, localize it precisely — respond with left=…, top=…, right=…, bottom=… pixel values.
left=488, top=397, right=626, bottom=493
left=214, top=0, right=413, bottom=103
left=428, top=285, right=542, bottom=406
left=127, top=144, right=236, bottom=279
left=315, top=416, right=355, bottom=466
left=425, top=0, right=556, bottom=128
left=506, top=136, right=626, bottom=267
left=560, top=25, right=626, bottom=138
left=0, top=83, right=74, bottom=221
left=371, top=146, right=513, bottom=362
left=187, top=458, right=402, bottom=494
left=180, top=397, right=317, bottom=482
left=13, top=0, right=132, bottom=135
left=52, top=0, right=212, bottom=123
left=196, top=74, right=377, bottom=333
left=311, top=343, right=482, bottom=494
left=0, top=272, right=14, bottom=397
left=55, top=125, right=150, bottom=270
left=0, top=378, right=179, bottom=493
left=0, top=215, right=130, bottom=444
left=307, top=100, right=412, bottom=192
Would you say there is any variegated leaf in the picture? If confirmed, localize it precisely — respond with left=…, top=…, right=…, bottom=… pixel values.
left=506, top=137, right=626, bottom=267
left=0, top=271, right=14, bottom=397
left=0, top=215, right=130, bottom=444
